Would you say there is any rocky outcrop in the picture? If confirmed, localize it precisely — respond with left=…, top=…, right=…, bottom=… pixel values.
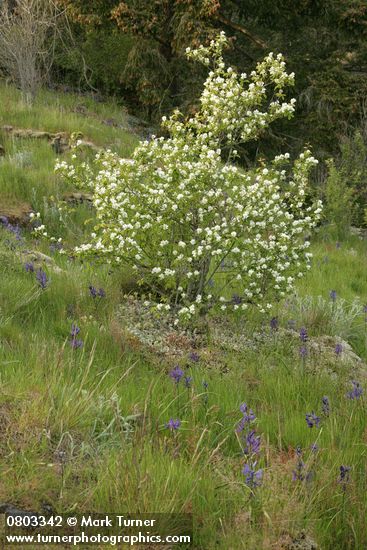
left=1, top=126, right=100, bottom=155
left=0, top=203, right=33, bottom=226
left=62, top=192, right=94, bottom=205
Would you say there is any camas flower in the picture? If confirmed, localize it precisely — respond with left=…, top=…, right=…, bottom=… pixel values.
left=244, top=430, right=261, bottom=455
left=346, top=381, right=363, bottom=400
left=339, top=465, right=351, bottom=490
left=305, top=412, right=320, bottom=428
left=242, top=462, right=263, bottom=488
left=299, top=327, right=308, bottom=342
left=24, top=262, right=34, bottom=273
left=322, top=396, right=330, bottom=416
left=237, top=403, right=256, bottom=432
left=36, top=268, right=48, bottom=289
left=335, top=343, right=343, bottom=356
left=184, top=376, right=193, bottom=388
left=166, top=418, right=181, bottom=431
left=70, top=323, right=80, bottom=338
left=169, top=366, right=184, bottom=385
left=89, top=285, right=98, bottom=298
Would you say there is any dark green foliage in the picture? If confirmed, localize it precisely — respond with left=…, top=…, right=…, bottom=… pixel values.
left=52, top=0, right=367, bottom=158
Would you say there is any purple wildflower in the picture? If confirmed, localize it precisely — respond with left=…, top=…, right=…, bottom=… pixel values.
left=24, top=262, right=34, bottom=273
left=310, top=443, right=319, bottom=453
left=70, top=339, right=83, bottom=349
left=329, top=290, right=337, bottom=302
left=270, top=317, right=279, bottom=332
left=299, top=327, right=308, bottom=342
left=322, top=396, right=330, bottom=416
left=339, top=465, right=351, bottom=490
left=244, top=430, right=261, bottom=455
left=335, top=343, right=343, bottom=356
left=202, top=381, right=208, bottom=390
left=237, top=403, right=256, bottom=432
left=299, top=345, right=308, bottom=359
left=0, top=216, right=22, bottom=241
left=188, top=351, right=200, bottom=363
left=184, top=376, right=192, bottom=389
left=89, top=285, right=98, bottom=298
left=242, top=462, right=263, bottom=488
left=49, top=242, right=63, bottom=253
left=166, top=418, right=181, bottom=431
left=232, top=294, right=242, bottom=305
left=292, top=447, right=314, bottom=482
left=346, top=381, right=363, bottom=400
left=36, top=268, right=48, bottom=289
left=169, top=366, right=184, bottom=385
left=70, top=323, right=80, bottom=338
left=292, top=458, right=306, bottom=481
left=239, top=403, right=256, bottom=422
left=98, top=288, right=106, bottom=298
left=305, top=412, right=321, bottom=428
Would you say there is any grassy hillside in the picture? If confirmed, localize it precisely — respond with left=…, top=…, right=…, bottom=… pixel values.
left=1, top=83, right=367, bottom=549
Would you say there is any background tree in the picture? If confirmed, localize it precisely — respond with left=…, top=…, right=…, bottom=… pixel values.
left=0, top=0, right=62, bottom=104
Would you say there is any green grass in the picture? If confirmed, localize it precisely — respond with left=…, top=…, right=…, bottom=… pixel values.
left=1, top=84, right=367, bottom=549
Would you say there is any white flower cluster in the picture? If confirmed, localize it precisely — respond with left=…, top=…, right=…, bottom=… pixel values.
left=53, top=32, right=322, bottom=321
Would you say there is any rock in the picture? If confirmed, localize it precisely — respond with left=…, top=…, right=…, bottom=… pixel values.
left=287, top=531, right=318, bottom=550
left=0, top=203, right=33, bottom=226
left=51, top=133, right=70, bottom=154
left=278, top=329, right=367, bottom=380
left=77, top=139, right=100, bottom=153
left=20, top=250, right=64, bottom=274
left=350, top=226, right=367, bottom=239
left=0, top=503, right=38, bottom=517
left=62, top=192, right=93, bottom=205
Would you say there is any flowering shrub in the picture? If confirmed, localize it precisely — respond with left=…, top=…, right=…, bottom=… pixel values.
left=50, top=32, right=322, bottom=322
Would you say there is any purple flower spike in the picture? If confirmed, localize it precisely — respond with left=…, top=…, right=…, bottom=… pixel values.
left=70, top=323, right=80, bottom=338
left=305, top=412, right=321, bottom=428
left=36, top=268, right=48, bottom=289
left=189, top=351, right=200, bottom=363
left=299, top=345, right=308, bottom=358
left=89, top=285, right=98, bottom=298
left=70, top=339, right=83, bottom=349
left=270, top=317, right=279, bottom=332
left=329, top=290, right=337, bottom=302
left=24, top=262, right=34, bottom=273
left=299, top=327, right=308, bottom=342
left=169, top=366, right=184, bottom=385
left=335, top=343, right=343, bottom=356
left=339, top=465, right=351, bottom=490
left=232, top=294, right=242, bottom=305
left=322, top=396, right=330, bottom=416
left=244, top=430, right=261, bottom=455
left=184, top=376, right=192, bottom=388
left=346, top=381, right=363, bottom=400
left=166, top=418, right=181, bottom=431
left=310, top=443, right=319, bottom=453
left=242, top=462, right=263, bottom=488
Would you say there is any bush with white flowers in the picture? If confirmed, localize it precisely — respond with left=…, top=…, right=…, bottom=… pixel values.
left=51, top=32, right=322, bottom=321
